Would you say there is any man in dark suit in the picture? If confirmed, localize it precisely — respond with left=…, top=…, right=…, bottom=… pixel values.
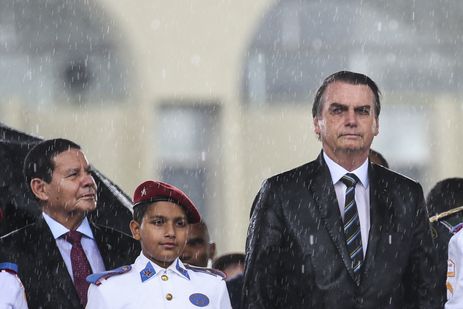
left=0, top=138, right=139, bottom=309
left=242, top=71, right=441, bottom=308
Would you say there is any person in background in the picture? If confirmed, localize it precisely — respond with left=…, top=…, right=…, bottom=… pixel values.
left=426, top=178, right=463, bottom=307
left=242, top=71, right=440, bottom=308
left=86, top=180, right=232, bottom=309
left=0, top=262, right=28, bottom=309
left=180, top=220, right=216, bottom=267
left=0, top=138, right=139, bottom=308
left=213, top=253, right=245, bottom=309
left=212, top=253, right=245, bottom=280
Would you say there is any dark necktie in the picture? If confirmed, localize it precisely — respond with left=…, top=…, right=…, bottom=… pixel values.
left=341, top=173, right=363, bottom=281
left=65, top=230, right=92, bottom=306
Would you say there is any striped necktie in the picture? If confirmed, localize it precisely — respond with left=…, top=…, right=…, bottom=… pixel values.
left=341, top=173, right=363, bottom=281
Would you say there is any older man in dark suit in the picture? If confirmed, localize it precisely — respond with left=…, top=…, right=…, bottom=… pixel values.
left=0, top=138, right=139, bottom=309
left=242, top=71, right=441, bottom=308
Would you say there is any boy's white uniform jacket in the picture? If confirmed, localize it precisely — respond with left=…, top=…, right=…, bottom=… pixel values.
left=447, top=230, right=463, bottom=308
left=86, top=253, right=232, bottom=309
left=0, top=263, right=28, bottom=309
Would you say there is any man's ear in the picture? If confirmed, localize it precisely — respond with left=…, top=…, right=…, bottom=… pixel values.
left=373, top=118, right=379, bottom=136
left=313, top=116, right=321, bottom=136
left=130, top=220, right=141, bottom=240
left=209, top=242, right=217, bottom=260
left=30, top=178, right=49, bottom=202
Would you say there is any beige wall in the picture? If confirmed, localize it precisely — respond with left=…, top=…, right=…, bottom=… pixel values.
left=432, top=96, right=463, bottom=181
left=96, top=0, right=282, bottom=252
left=0, top=0, right=279, bottom=254
left=96, top=0, right=279, bottom=253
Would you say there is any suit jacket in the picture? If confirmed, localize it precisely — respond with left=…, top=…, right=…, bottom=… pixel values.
left=242, top=153, right=441, bottom=309
left=227, top=273, right=243, bottom=309
left=0, top=216, right=140, bottom=309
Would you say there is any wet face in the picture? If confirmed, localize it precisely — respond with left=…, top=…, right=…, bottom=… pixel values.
left=40, top=148, right=97, bottom=220
left=130, top=201, right=189, bottom=268
left=313, top=81, right=379, bottom=160
left=180, top=223, right=215, bottom=267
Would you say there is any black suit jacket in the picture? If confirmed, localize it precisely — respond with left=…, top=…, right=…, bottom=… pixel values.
left=242, top=154, right=441, bottom=309
left=227, top=274, right=243, bottom=309
left=0, top=216, right=140, bottom=309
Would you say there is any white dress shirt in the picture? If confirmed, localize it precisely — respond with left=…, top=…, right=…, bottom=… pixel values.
left=87, top=253, right=232, bottom=309
left=42, top=213, right=106, bottom=279
left=323, top=152, right=370, bottom=257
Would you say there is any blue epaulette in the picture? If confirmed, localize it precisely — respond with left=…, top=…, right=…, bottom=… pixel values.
left=184, top=264, right=226, bottom=279
left=0, top=262, right=18, bottom=274
left=86, top=265, right=132, bottom=286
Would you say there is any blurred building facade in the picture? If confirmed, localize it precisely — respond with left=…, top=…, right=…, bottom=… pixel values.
left=1, top=0, right=463, bottom=253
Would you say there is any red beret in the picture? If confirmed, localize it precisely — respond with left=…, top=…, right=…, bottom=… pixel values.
left=132, top=180, right=201, bottom=223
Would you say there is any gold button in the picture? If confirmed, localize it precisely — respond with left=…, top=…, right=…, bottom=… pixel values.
left=161, top=274, right=168, bottom=281
left=166, top=293, right=173, bottom=301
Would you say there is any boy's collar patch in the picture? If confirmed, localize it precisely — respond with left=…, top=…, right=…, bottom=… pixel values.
left=176, top=260, right=190, bottom=280
left=140, top=262, right=156, bottom=282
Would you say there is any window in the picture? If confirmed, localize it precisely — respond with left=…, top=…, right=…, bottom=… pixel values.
left=243, top=0, right=463, bottom=105
left=0, top=0, right=129, bottom=106
left=156, top=104, right=221, bottom=220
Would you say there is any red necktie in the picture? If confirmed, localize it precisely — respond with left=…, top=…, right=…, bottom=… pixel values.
left=65, top=230, right=92, bottom=306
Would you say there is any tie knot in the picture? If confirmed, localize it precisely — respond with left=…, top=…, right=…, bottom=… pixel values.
left=341, top=173, right=359, bottom=188
left=65, top=230, right=83, bottom=245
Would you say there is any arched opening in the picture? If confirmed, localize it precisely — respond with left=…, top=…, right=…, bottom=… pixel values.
left=0, top=0, right=131, bottom=106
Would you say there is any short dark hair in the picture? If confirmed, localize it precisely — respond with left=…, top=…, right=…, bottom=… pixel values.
left=133, top=203, right=149, bottom=223
left=23, top=138, right=81, bottom=187
left=312, top=71, right=381, bottom=118
left=212, top=253, right=245, bottom=272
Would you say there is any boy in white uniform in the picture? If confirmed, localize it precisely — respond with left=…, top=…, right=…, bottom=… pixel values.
left=0, top=263, right=28, bottom=309
left=446, top=229, right=463, bottom=308
left=86, top=180, right=232, bottom=309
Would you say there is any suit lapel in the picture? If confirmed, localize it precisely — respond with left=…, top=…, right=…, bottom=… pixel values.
left=91, top=223, right=111, bottom=268
left=36, top=218, right=82, bottom=308
left=310, top=154, right=357, bottom=282
left=360, top=164, right=393, bottom=283
left=92, top=222, right=125, bottom=270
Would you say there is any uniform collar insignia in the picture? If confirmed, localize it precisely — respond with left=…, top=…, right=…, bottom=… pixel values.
left=140, top=262, right=156, bottom=282
left=176, top=259, right=190, bottom=280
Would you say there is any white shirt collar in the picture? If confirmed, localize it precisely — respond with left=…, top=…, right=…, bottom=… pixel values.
left=323, top=151, right=369, bottom=188
left=42, top=212, right=95, bottom=240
